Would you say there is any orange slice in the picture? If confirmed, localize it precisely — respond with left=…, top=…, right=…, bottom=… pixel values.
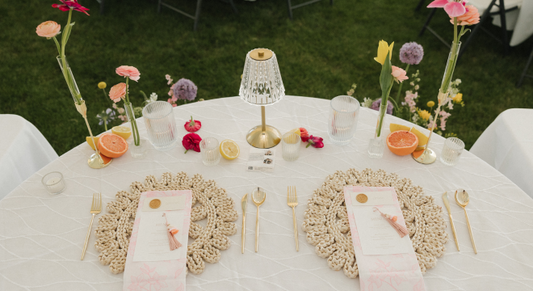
left=97, top=133, right=128, bottom=158
left=386, top=130, right=419, bottom=156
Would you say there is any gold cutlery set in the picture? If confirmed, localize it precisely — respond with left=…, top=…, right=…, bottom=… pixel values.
left=442, top=190, right=477, bottom=254
left=241, top=186, right=299, bottom=253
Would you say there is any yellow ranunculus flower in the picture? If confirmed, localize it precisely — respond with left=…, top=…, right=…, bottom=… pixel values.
left=98, top=82, right=107, bottom=89
left=418, top=109, right=431, bottom=121
left=427, top=101, right=435, bottom=108
left=374, top=40, right=394, bottom=65
left=452, top=93, right=463, bottom=103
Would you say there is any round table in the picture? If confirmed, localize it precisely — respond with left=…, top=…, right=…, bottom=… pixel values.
left=1, top=96, right=533, bottom=290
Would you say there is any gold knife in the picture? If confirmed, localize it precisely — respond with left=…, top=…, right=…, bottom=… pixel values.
left=442, top=191, right=460, bottom=251
left=241, top=193, right=248, bottom=254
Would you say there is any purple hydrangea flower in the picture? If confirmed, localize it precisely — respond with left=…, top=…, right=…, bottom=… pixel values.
left=399, top=42, right=424, bottom=65
left=172, top=78, right=197, bottom=101
left=371, top=98, right=394, bottom=115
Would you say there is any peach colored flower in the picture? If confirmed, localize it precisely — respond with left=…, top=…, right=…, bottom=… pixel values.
left=116, top=66, right=140, bottom=82
left=109, top=83, right=127, bottom=103
left=36, top=21, right=61, bottom=38
left=451, top=5, right=480, bottom=25
left=391, top=66, right=408, bottom=83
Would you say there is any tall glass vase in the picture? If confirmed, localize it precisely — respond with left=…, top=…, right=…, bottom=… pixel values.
left=367, top=100, right=388, bottom=158
left=57, top=56, right=110, bottom=168
left=124, top=102, right=147, bottom=159
left=413, top=42, right=461, bottom=164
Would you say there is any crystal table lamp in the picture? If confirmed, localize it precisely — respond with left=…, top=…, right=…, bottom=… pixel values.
left=239, top=48, right=285, bottom=149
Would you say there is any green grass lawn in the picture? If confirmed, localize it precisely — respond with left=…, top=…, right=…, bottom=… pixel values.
left=1, top=0, right=532, bottom=155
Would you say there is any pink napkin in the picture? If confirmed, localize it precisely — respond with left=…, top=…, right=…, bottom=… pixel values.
left=123, top=190, right=192, bottom=291
left=344, top=186, right=426, bottom=291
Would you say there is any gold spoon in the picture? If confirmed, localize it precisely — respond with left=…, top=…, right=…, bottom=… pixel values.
left=455, top=189, right=477, bottom=254
left=252, top=187, right=266, bottom=253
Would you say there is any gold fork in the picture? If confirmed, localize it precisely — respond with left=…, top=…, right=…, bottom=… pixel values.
left=81, top=193, right=102, bottom=260
left=287, top=186, right=299, bottom=251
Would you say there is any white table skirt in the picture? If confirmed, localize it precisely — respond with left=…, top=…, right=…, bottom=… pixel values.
left=1, top=97, right=533, bottom=290
left=470, top=108, right=533, bottom=197
left=0, top=114, right=58, bottom=200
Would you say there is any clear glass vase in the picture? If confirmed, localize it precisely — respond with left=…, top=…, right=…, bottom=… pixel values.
left=367, top=101, right=388, bottom=158
left=124, top=103, right=146, bottom=159
left=56, top=56, right=83, bottom=105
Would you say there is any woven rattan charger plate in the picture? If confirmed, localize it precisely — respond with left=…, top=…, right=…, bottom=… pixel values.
left=94, top=172, right=238, bottom=274
left=302, top=168, right=448, bottom=278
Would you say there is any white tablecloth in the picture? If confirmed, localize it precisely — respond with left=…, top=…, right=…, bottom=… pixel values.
left=1, top=97, right=533, bottom=290
left=470, top=108, right=533, bottom=196
left=0, top=114, right=58, bottom=200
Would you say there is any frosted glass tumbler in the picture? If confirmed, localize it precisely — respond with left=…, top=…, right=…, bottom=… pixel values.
left=328, top=95, right=360, bottom=145
left=142, top=101, right=178, bottom=151
left=440, top=137, right=465, bottom=166
left=201, top=137, right=221, bottom=166
left=282, top=131, right=301, bottom=161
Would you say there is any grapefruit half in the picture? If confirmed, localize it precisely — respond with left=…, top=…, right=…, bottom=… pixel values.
left=98, top=133, right=128, bottom=158
left=386, top=130, right=419, bottom=156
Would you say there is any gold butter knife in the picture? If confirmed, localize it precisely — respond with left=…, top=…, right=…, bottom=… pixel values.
left=442, top=191, right=460, bottom=251
left=241, top=193, right=248, bottom=254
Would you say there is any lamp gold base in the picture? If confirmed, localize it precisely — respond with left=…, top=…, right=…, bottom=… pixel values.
left=88, top=153, right=112, bottom=169
left=412, top=147, right=437, bottom=164
left=246, top=125, right=282, bottom=149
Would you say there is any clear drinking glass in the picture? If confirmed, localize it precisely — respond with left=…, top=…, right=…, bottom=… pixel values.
left=201, top=137, right=221, bottom=166
left=41, top=172, right=65, bottom=195
left=282, top=131, right=301, bottom=161
left=142, top=101, right=178, bottom=151
left=328, top=95, right=360, bottom=146
left=440, top=137, right=465, bottom=166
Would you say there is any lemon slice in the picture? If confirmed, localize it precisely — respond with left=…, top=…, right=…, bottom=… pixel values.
left=220, top=139, right=240, bottom=160
left=86, top=136, right=100, bottom=150
left=410, top=127, right=429, bottom=149
left=389, top=123, right=411, bottom=133
left=289, top=128, right=301, bottom=136
left=112, top=126, right=132, bottom=140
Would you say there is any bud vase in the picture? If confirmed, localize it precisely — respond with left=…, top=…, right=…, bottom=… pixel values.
left=413, top=41, right=461, bottom=164
left=367, top=101, right=388, bottom=158
left=124, top=103, right=147, bottom=159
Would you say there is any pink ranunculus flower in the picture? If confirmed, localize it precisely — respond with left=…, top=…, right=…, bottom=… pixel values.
left=428, top=0, right=466, bottom=18
left=451, top=5, right=480, bottom=25
left=109, top=83, right=127, bottom=103
left=36, top=21, right=61, bottom=38
left=391, top=66, right=409, bottom=83
left=116, top=66, right=141, bottom=82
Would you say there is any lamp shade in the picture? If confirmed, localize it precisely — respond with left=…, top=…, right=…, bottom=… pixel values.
left=239, top=48, right=285, bottom=106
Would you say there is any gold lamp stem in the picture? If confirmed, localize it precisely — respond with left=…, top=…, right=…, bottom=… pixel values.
left=75, top=101, right=111, bottom=169
left=261, top=106, right=266, bottom=132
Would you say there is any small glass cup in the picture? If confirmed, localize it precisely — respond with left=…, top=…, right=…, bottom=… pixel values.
left=142, top=101, right=178, bottom=151
left=282, top=131, right=301, bottom=161
left=200, top=137, right=221, bottom=166
left=41, top=172, right=65, bottom=195
left=328, top=95, right=360, bottom=146
left=440, top=137, right=465, bottom=166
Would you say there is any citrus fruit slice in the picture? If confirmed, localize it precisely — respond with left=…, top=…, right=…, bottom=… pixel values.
left=389, top=123, right=411, bottom=133
left=86, top=136, right=100, bottom=151
left=410, top=127, right=429, bottom=150
left=290, top=128, right=301, bottom=136
left=111, top=126, right=132, bottom=140
left=97, top=133, right=128, bottom=158
left=219, top=139, right=240, bottom=160
left=386, top=130, right=419, bottom=156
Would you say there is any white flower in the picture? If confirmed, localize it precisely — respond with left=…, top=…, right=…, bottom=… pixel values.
left=362, top=97, right=373, bottom=108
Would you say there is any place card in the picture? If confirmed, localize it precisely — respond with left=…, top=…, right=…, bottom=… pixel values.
left=350, top=189, right=412, bottom=255
left=345, top=186, right=426, bottom=291
left=247, top=148, right=275, bottom=172
left=142, top=196, right=186, bottom=212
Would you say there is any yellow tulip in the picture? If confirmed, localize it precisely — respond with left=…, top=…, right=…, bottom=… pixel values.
left=452, top=93, right=463, bottom=103
left=427, top=101, right=435, bottom=108
left=374, top=40, right=394, bottom=65
left=418, top=109, right=431, bottom=121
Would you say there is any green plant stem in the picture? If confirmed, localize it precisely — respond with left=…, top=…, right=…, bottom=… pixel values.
left=59, top=9, right=82, bottom=105
left=101, top=88, right=107, bottom=100
left=124, top=78, right=140, bottom=146
left=376, top=83, right=393, bottom=138
left=395, top=64, right=410, bottom=105
left=52, top=36, right=61, bottom=55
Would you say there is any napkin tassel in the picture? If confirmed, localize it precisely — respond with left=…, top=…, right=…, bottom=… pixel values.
left=373, top=207, right=409, bottom=238
left=163, top=213, right=182, bottom=251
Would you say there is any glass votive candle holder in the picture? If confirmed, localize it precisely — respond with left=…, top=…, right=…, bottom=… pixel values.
left=282, top=131, right=301, bottom=162
left=200, top=137, right=221, bottom=166
left=41, top=171, right=65, bottom=195
left=440, top=137, right=465, bottom=166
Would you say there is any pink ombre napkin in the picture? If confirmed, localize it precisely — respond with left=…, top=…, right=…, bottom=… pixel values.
left=123, top=190, right=192, bottom=291
left=344, top=186, right=426, bottom=291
